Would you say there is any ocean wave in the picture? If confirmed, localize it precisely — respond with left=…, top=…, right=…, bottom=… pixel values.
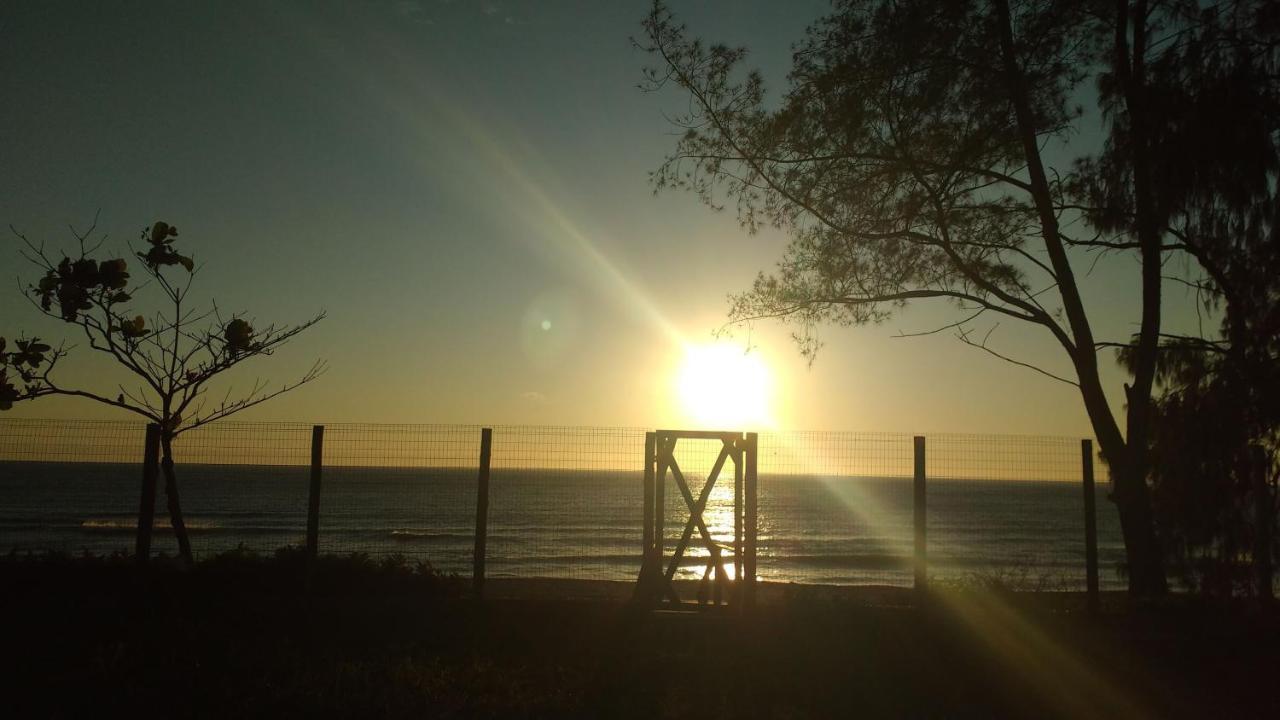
left=390, top=530, right=472, bottom=541
left=488, top=553, right=642, bottom=566
left=81, top=519, right=223, bottom=532
left=778, top=553, right=912, bottom=570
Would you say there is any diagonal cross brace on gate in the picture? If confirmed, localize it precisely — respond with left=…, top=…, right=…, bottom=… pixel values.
left=636, top=430, right=758, bottom=608
left=661, top=435, right=732, bottom=603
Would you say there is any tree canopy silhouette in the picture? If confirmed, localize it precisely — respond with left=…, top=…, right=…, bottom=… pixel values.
left=1, top=218, right=325, bottom=565
left=638, top=0, right=1277, bottom=595
left=1108, top=3, right=1280, bottom=597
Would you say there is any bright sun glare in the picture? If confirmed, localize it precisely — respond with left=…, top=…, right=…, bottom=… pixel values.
left=676, top=343, right=775, bottom=430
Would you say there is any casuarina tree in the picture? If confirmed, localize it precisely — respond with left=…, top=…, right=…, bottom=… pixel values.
left=1107, top=1, right=1280, bottom=598
left=638, top=0, right=1277, bottom=595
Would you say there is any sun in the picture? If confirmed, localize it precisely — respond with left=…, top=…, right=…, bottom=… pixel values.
left=675, top=343, right=775, bottom=430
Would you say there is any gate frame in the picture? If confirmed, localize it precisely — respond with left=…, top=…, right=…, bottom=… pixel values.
left=636, top=429, right=758, bottom=609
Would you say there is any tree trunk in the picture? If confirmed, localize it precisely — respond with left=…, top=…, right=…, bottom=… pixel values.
left=1107, top=0, right=1168, bottom=598
left=993, top=0, right=1167, bottom=596
left=160, top=433, right=194, bottom=568
left=1110, top=459, right=1167, bottom=596
left=1254, top=445, right=1274, bottom=602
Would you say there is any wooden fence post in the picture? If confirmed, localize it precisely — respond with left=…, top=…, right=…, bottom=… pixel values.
left=643, top=432, right=655, bottom=565
left=135, top=423, right=161, bottom=565
left=634, top=432, right=659, bottom=604
left=306, top=425, right=324, bottom=560
left=1082, top=439, right=1100, bottom=612
left=473, top=427, right=492, bottom=599
left=639, top=431, right=657, bottom=602
left=734, top=434, right=744, bottom=602
left=744, top=432, right=758, bottom=610
left=655, top=436, right=665, bottom=573
left=914, top=436, right=927, bottom=598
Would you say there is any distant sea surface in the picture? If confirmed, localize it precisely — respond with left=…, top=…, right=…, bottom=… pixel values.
left=0, top=461, right=1127, bottom=590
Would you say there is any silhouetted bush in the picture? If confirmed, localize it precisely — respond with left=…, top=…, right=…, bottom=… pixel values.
left=1, top=545, right=465, bottom=599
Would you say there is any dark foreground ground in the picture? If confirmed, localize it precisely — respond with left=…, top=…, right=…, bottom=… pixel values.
left=2, top=553, right=1277, bottom=719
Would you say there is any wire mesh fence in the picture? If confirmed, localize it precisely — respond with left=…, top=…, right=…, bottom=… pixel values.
left=488, top=426, right=646, bottom=581
left=757, top=432, right=917, bottom=586
left=0, top=419, right=145, bottom=556
left=153, top=422, right=314, bottom=559
left=0, top=419, right=1117, bottom=592
left=318, top=424, right=480, bottom=574
left=926, top=434, right=1120, bottom=591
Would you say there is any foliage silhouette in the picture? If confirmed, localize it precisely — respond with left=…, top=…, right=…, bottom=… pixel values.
left=638, top=0, right=1276, bottom=596
left=1107, top=1, right=1280, bottom=597
left=1, top=218, right=325, bottom=566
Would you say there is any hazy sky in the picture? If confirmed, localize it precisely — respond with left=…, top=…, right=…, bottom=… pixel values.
left=0, top=0, right=1204, bottom=436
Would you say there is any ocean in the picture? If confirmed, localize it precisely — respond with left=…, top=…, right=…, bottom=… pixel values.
left=0, top=460, right=1127, bottom=590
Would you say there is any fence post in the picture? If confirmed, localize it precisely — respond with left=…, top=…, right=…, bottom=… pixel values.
left=306, top=425, right=324, bottom=560
left=914, top=436, right=927, bottom=598
left=473, top=427, right=492, bottom=599
left=733, top=434, right=744, bottom=604
left=135, top=423, right=161, bottom=565
left=655, top=436, right=665, bottom=576
left=1082, top=439, right=1100, bottom=612
left=634, top=432, right=664, bottom=605
left=638, top=432, right=657, bottom=602
left=744, top=432, right=758, bottom=610
left=643, top=432, right=655, bottom=563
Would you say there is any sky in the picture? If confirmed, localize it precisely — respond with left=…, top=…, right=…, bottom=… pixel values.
left=0, top=0, right=1207, bottom=437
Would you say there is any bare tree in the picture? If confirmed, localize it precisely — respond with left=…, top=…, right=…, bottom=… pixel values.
left=1, top=218, right=325, bottom=566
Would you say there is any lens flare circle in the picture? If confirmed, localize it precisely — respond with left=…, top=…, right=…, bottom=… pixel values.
left=676, top=343, right=774, bottom=429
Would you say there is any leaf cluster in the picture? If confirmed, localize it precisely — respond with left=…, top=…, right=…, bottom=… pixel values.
left=0, top=336, right=52, bottom=410
left=137, top=220, right=193, bottom=273
left=33, top=256, right=131, bottom=321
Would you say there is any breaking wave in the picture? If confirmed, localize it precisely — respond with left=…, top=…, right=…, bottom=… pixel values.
left=81, top=518, right=223, bottom=532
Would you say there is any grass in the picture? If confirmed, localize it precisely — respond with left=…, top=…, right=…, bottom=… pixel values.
left=2, top=550, right=1277, bottom=718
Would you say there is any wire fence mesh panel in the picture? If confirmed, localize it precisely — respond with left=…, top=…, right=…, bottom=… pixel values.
left=756, top=432, right=916, bottom=586
left=163, top=422, right=314, bottom=559
left=0, top=419, right=145, bottom=556
left=488, top=426, right=646, bottom=581
left=318, top=424, right=481, bottom=575
left=926, top=434, right=1122, bottom=591
left=2, top=418, right=1126, bottom=592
